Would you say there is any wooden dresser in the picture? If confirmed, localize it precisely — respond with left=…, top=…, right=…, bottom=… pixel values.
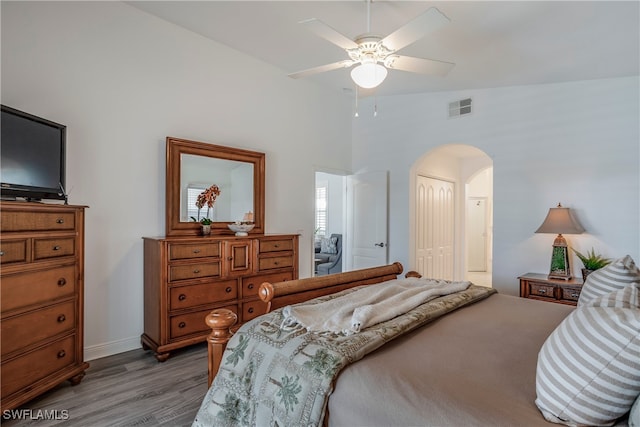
left=519, top=272, right=583, bottom=306
left=0, top=201, right=89, bottom=411
left=142, top=233, right=298, bottom=361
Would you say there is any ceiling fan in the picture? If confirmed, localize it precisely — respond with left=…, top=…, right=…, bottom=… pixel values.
left=288, top=1, right=455, bottom=89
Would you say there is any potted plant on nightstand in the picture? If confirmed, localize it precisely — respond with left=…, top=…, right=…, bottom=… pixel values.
left=572, top=247, right=611, bottom=282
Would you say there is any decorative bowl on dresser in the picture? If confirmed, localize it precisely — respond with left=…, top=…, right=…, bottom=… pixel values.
left=141, top=234, right=298, bottom=361
left=0, top=201, right=89, bottom=411
left=518, top=272, right=583, bottom=306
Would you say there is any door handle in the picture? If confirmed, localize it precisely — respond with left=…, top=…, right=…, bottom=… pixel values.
left=374, top=242, right=385, bottom=247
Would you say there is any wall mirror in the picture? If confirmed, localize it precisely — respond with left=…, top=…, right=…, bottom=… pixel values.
left=166, top=137, right=265, bottom=236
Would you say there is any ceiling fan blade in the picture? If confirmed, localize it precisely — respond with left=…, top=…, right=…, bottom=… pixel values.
left=288, top=60, right=355, bottom=79
left=300, top=18, right=359, bottom=50
left=385, top=55, right=455, bottom=76
left=381, top=7, right=450, bottom=52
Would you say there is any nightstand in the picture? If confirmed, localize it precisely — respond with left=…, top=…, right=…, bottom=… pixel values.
left=519, top=273, right=583, bottom=306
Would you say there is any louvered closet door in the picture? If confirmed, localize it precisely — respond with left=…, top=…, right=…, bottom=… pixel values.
left=415, top=176, right=454, bottom=280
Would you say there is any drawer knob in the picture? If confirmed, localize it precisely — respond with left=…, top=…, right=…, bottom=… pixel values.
left=57, top=350, right=66, bottom=358
left=193, top=269, right=200, bottom=274
left=193, top=249, right=201, bottom=254
left=274, top=244, right=280, bottom=248
left=225, top=287, right=232, bottom=293
left=227, top=257, right=233, bottom=261
left=58, top=278, right=67, bottom=286
left=57, top=314, right=66, bottom=323
left=0, top=251, right=4, bottom=257
left=56, top=218, right=65, bottom=224
left=248, top=307, right=254, bottom=314
left=248, top=283, right=254, bottom=289
left=178, top=322, right=186, bottom=328
left=571, top=292, right=579, bottom=298
left=539, top=289, right=546, bottom=294
left=178, top=294, right=186, bottom=301
left=274, top=261, right=279, bottom=265
left=53, top=245, right=61, bottom=251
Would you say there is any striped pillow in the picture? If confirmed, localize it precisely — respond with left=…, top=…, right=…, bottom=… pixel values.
left=630, top=395, right=640, bottom=427
left=535, top=282, right=640, bottom=426
left=578, top=255, right=640, bottom=306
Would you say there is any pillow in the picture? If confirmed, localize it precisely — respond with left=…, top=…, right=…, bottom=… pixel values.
left=320, top=236, right=338, bottom=254
left=578, top=255, right=640, bottom=306
left=535, top=282, right=640, bottom=426
left=630, top=394, right=640, bottom=427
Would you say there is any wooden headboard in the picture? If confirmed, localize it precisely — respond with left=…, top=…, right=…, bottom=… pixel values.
left=205, top=262, right=407, bottom=386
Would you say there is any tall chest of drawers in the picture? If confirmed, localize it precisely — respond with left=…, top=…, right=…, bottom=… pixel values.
left=141, top=234, right=298, bottom=361
left=0, top=201, right=89, bottom=411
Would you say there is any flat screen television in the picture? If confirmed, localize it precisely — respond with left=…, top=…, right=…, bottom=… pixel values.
left=1, top=105, right=67, bottom=202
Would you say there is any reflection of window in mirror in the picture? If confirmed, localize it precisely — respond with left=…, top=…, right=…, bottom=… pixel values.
left=186, top=185, right=219, bottom=222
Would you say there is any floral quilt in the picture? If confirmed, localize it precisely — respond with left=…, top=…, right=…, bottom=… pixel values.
left=192, top=284, right=496, bottom=427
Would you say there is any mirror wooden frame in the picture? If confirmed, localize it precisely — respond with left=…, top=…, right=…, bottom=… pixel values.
left=166, top=137, right=265, bottom=236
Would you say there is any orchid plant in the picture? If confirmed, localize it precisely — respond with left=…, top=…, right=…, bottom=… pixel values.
left=190, top=184, right=221, bottom=224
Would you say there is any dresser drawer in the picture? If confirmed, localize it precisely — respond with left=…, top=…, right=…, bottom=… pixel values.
left=258, top=255, right=294, bottom=271
left=1, top=335, right=76, bottom=398
left=170, top=305, right=237, bottom=340
left=242, top=272, right=293, bottom=298
left=34, top=238, right=75, bottom=261
left=528, top=282, right=555, bottom=299
left=560, top=286, right=582, bottom=303
left=0, top=240, right=28, bottom=265
left=242, top=300, right=268, bottom=322
left=1, top=300, right=76, bottom=356
left=259, top=238, right=294, bottom=253
left=169, top=280, right=237, bottom=310
left=169, top=262, right=221, bottom=282
left=1, top=211, right=75, bottom=232
left=1, top=265, right=76, bottom=313
left=169, top=242, right=220, bottom=260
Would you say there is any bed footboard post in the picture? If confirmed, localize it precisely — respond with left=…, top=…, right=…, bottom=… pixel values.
left=205, top=309, right=238, bottom=387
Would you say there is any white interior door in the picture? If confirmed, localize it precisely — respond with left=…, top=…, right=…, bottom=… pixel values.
left=467, top=198, right=487, bottom=272
left=415, top=176, right=455, bottom=280
left=346, top=171, right=388, bottom=271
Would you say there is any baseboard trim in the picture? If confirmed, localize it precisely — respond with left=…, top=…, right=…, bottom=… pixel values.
left=84, top=336, right=141, bottom=361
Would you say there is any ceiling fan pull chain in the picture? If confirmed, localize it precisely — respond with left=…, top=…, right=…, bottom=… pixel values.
left=374, top=93, right=378, bottom=117
left=366, top=0, right=371, bottom=33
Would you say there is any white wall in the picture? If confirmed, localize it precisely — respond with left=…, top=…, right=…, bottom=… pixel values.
left=2, top=1, right=352, bottom=359
left=353, top=76, right=640, bottom=295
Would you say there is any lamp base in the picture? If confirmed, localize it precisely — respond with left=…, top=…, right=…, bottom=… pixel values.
left=548, top=238, right=572, bottom=280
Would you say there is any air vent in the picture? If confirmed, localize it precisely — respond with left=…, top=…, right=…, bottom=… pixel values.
left=449, top=98, right=472, bottom=118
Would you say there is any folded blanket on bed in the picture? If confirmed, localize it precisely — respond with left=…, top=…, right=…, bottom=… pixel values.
left=281, top=277, right=471, bottom=335
left=193, top=284, right=496, bottom=427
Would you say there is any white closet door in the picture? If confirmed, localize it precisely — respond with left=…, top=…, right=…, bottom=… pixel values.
left=415, top=176, right=455, bottom=280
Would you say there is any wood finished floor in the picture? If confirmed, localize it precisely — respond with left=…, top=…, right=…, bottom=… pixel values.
left=2, top=343, right=209, bottom=426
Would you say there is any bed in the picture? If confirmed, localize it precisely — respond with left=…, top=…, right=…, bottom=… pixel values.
left=195, top=260, right=640, bottom=427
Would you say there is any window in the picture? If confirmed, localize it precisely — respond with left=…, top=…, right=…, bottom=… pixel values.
left=187, top=186, right=206, bottom=221
left=315, top=184, right=328, bottom=237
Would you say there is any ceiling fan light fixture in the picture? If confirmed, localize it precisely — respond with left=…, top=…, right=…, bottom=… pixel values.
left=351, top=62, right=388, bottom=89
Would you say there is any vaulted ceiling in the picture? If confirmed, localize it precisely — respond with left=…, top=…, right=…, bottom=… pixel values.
left=128, top=1, right=639, bottom=97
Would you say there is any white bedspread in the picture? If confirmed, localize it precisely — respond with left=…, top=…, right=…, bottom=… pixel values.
left=281, top=277, right=471, bottom=335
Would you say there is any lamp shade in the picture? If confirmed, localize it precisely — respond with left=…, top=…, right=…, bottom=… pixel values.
left=351, top=63, right=388, bottom=89
left=535, top=204, right=585, bottom=235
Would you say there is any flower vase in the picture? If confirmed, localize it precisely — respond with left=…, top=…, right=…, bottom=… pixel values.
left=201, top=224, right=211, bottom=236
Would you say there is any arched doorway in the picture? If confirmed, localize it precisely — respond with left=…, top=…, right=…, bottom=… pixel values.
left=409, top=144, right=493, bottom=286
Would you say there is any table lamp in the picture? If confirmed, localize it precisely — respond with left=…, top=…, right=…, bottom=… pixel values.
left=535, top=203, right=585, bottom=280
